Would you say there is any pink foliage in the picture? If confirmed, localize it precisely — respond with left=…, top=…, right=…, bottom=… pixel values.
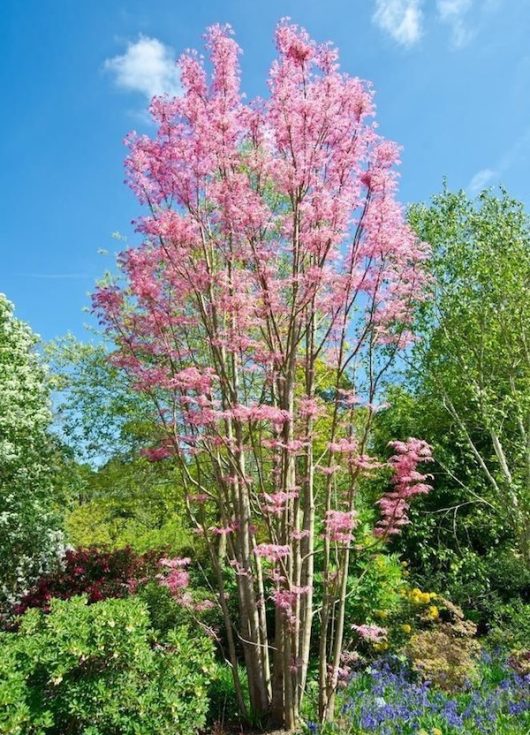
left=254, top=544, right=291, bottom=562
left=157, top=557, right=191, bottom=595
left=324, top=510, right=358, bottom=544
left=352, top=623, right=388, bottom=642
left=375, top=438, right=433, bottom=537
left=92, top=19, right=432, bottom=724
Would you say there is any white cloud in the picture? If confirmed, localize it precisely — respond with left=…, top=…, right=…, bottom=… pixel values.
left=436, top=0, right=474, bottom=48
left=373, top=0, right=424, bottom=47
left=467, top=127, right=530, bottom=196
left=437, top=0, right=472, bottom=17
left=468, top=168, right=497, bottom=196
left=104, top=36, right=181, bottom=100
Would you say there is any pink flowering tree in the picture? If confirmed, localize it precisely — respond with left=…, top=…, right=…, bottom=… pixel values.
left=93, top=21, right=432, bottom=728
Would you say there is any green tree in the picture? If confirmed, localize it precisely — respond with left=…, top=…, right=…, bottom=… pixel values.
left=48, top=336, right=156, bottom=464
left=48, top=337, right=194, bottom=553
left=408, top=188, right=530, bottom=562
left=0, top=295, right=64, bottom=611
left=375, top=188, right=530, bottom=617
left=65, top=456, right=194, bottom=554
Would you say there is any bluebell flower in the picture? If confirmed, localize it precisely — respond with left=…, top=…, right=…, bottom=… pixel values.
left=340, top=651, right=530, bottom=734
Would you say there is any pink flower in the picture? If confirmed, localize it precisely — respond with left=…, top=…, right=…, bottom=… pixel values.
left=261, top=490, right=299, bottom=516
left=298, top=397, right=321, bottom=417
left=292, top=529, right=311, bottom=540
left=157, top=557, right=191, bottom=596
left=159, top=557, right=191, bottom=569
left=210, top=524, right=236, bottom=536
left=140, top=446, right=173, bottom=461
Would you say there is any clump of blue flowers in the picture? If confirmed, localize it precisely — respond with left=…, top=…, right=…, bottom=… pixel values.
left=330, top=652, right=530, bottom=734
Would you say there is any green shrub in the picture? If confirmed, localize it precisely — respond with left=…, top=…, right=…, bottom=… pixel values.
left=206, top=663, right=250, bottom=728
left=0, top=595, right=215, bottom=735
left=312, top=551, right=407, bottom=650
left=346, top=552, right=407, bottom=626
left=486, top=599, right=530, bottom=651
left=66, top=499, right=194, bottom=555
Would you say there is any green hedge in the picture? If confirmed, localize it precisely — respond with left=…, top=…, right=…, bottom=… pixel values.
left=0, top=595, right=214, bottom=735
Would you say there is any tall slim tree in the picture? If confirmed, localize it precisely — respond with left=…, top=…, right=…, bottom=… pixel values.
left=94, top=22, right=431, bottom=727
left=407, top=188, right=530, bottom=565
left=0, top=294, right=64, bottom=614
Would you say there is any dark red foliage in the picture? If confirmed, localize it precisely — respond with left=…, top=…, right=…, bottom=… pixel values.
left=14, top=546, right=163, bottom=615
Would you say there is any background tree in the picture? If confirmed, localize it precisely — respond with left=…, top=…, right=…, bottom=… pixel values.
left=94, top=22, right=431, bottom=728
left=49, top=336, right=194, bottom=554
left=48, top=336, right=155, bottom=464
left=0, top=294, right=65, bottom=613
left=375, top=188, right=530, bottom=626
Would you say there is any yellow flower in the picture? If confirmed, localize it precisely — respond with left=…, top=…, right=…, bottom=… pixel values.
left=400, top=624, right=412, bottom=634
left=427, top=605, right=439, bottom=620
left=409, top=588, right=428, bottom=604
left=373, top=641, right=389, bottom=652
left=375, top=609, right=388, bottom=620
left=432, top=728, right=443, bottom=735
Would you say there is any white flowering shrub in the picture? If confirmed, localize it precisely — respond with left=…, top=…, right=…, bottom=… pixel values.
left=0, top=294, right=64, bottom=615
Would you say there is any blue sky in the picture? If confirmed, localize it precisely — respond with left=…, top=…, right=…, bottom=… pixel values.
left=1, top=0, right=529, bottom=341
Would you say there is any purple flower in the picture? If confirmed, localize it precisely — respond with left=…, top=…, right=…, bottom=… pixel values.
left=341, top=652, right=530, bottom=734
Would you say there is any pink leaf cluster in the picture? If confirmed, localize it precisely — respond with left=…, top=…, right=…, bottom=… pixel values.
left=324, top=510, right=357, bottom=544
left=157, top=557, right=216, bottom=614
left=254, top=544, right=291, bottom=562
left=351, top=623, right=388, bottom=641
left=375, top=438, right=433, bottom=537
left=157, top=557, right=191, bottom=594
left=272, top=585, right=310, bottom=627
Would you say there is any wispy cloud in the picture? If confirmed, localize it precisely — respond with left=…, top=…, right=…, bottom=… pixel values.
left=467, top=127, right=530, bottom=196
left=468, top=168, right=497, bottom=196
left=372, top=0, right=424, bottom=47
left=104, top=35, right=181, bottom=100
left=436, top=0, right=474, bottom=48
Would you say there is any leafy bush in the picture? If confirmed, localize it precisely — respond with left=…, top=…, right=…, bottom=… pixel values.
left=206, top=663, right=251, bottom=728
left=0, top=595, right=215, bottom=735
left=135, top=579, right=190, bottom=638
left=406, top=600, right=480, bottom=691
left=486, top=600, right=530, bottom=651
left=13, top=546, right=162, bottom=616
left=346, top=553, right=407, bottom=629
left=66, top=499, right=194, bottom=555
